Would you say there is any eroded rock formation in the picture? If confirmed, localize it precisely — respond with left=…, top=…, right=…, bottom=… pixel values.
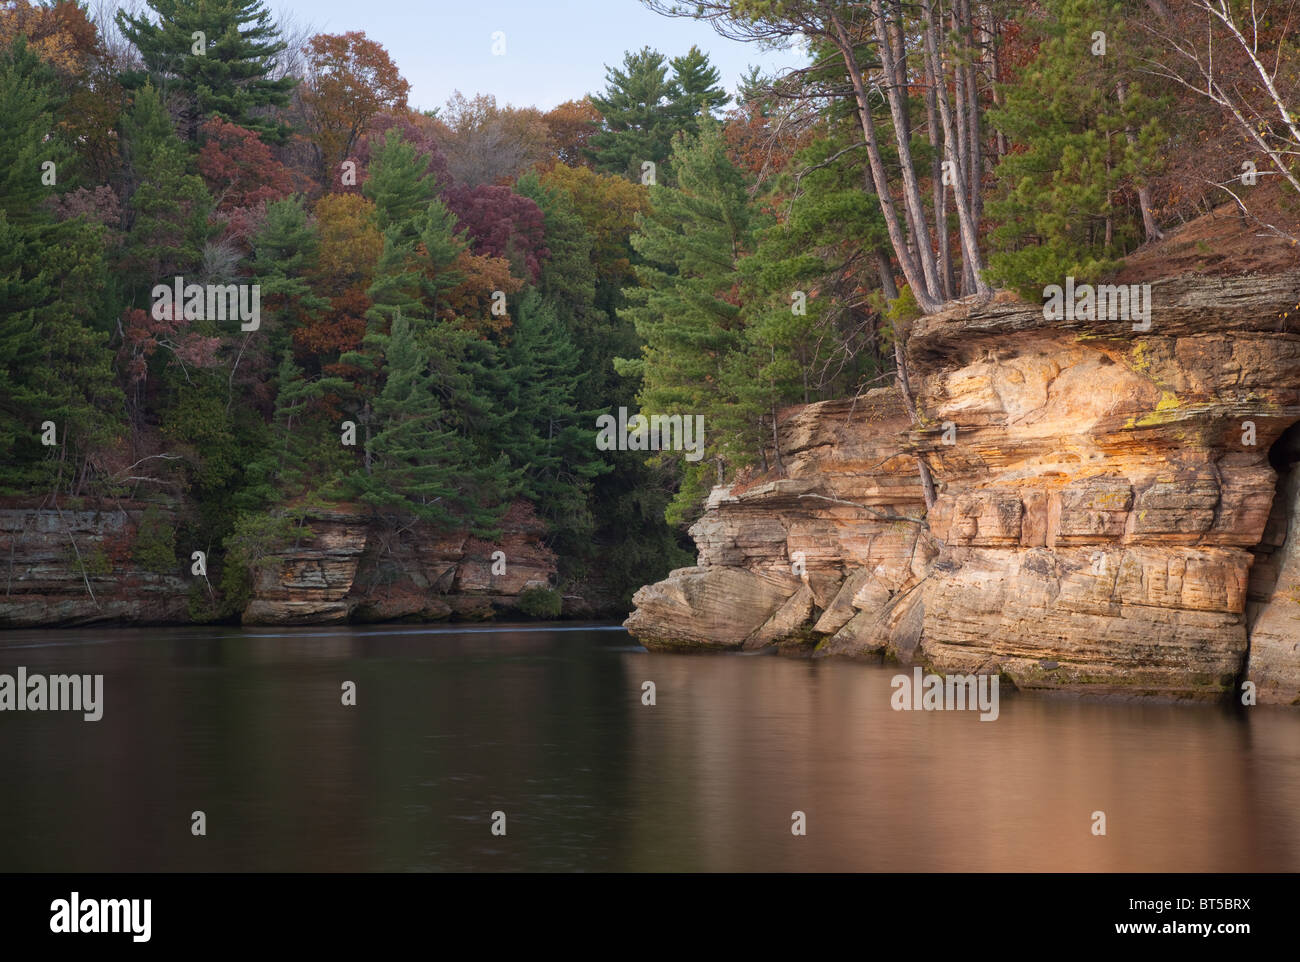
left=625, top=273, right=1300, bottom=704
left=242, top=500, right=558, bottom=625
left=0, top=499, right=560, bottom=628
left=0, top=504, right=190, bottom=627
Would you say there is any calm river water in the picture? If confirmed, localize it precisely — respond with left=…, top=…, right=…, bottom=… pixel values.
left=0, top=623, right=1296, bottom=871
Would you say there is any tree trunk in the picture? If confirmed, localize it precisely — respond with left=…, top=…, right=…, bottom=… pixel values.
left=893, top=329, right=937, bottom=511
left=869, top=0, right=944, bottom=303
left=829, top=9, right=939, bottom=313
left=920, top=0, right=991, bottom=297
left=876, top=247, right=900, bottom=301
left=923, top=46, right=956, bottom=298
left=1116, top=79, right=1164, bottom=242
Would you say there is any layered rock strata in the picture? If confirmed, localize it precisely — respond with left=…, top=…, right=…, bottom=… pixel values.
left=242, top=500, right=558, bottom=625
left=626, top=274, right=1300, bottom=703
left=0, top=504, right=190, bottom=627
left=0, top=500, right=560, bottom=628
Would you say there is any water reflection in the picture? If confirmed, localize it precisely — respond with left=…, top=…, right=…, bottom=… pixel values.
left=0, top=624, right=1295, bottom=871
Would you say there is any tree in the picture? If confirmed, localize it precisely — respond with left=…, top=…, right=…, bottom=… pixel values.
left=1139, top=0, right=1300, bottom=241
left=542, top=98, right=602, bottom=167
left=670, top=44, right=729, bottom=121
left=443, top=183, right=548, bottom=283
left=119, top=83, right=212, bottom=290
left=115, top=0, right=296, bottom=142
left=644, top=0, right=995, bottom=311
left=540, top=162, right=649, bottom=294
left=349, top=309, right=504, bottom=532
left=301, top=31, right=410, bottom=183
left=501, top=289, right=610, bottom=550
left=515, top=172, right=608, bottom=393
left=987, top=0, right=1164, bottom=295
left=0, top=212, right=123, bottom=495
left=249, top=196, right=327, bottom=361
left=435, top=91, right=552, bottom=187
left=197, top=116, right=293, bottom=211
left=740, top=130, right=892, bottom=422
left=588, top=47, right=681, bottom=180
left=618, top=117, right=758, bottom=523
left=0, top=36, right=71, bottom=226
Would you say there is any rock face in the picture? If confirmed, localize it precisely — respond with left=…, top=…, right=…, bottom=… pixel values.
left=0, top=504, right=190, bottom=627
left=625, top=274, right=1300, bottom=703
left=242, top=499, right=558, bottom=626
left=625, top=393, right=930, bottom=652
left=1, top=499, right=560, bottom=629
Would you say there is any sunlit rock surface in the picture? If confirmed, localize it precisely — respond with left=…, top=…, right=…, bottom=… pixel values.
left=626, top=274, right=1300, bottom=702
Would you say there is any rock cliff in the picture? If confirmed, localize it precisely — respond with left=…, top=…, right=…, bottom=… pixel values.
left=241, top=500, right=558, bottom=625
left=625, top=272, right=1300, bottom=704
left=0, top=503, right=191, bottom=627
left=0, top=499, right=561, bottom=628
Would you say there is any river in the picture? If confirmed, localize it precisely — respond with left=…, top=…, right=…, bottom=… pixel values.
left=1, top=623, right=1296, bottom=871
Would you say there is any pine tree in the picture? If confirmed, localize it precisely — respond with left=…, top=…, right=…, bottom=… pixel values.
left=115, top=0, right=296, bottom=143
left=249, top=196, right=328, bottom=360
left=514, top=172, right=613, bottom=395
left=588, top=47, right=681, bottom=182
left=0, top=36, right=73, bottom=227
left=739, top=131, right=892, bottom=430
left=618, top=117, right=756, bottom=523
left=502, top=289, right=609, bottom=547
left=0, top=212, right=123, bottom=494
left=670, top=45, right=728, bottom=125
left=987, top=0, right=1165, bottom=296
left=350, top=309, right=505, bottom=532
left=120, top=83, right=212, bottom=289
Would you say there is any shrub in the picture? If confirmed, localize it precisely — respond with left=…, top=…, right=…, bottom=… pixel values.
left=516, top=585, right=562, bottom=619
left=132, top=506, right=177, bottom=574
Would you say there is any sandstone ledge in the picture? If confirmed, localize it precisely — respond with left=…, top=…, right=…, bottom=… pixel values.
left=624, top=273, right=1300, bottom=704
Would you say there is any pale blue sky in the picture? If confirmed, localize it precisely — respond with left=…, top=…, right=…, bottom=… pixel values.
left=261, top=0, right=803, bottom=111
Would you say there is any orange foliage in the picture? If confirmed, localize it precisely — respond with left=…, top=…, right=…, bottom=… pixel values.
left=302, top=31, right=410, bottom=178
left=542, top=97, right=602, bottom=168
left=441, top=250, right=524, bottom=335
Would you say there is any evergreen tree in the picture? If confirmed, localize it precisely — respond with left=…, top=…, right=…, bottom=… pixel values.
left=350, top=309, right=505, bottom=532
left=0, top=36, right=71, bottom=226
left=618, top=117, right=757, bottom=523
left=249, top=196, right=329, bottom=360
left=987, top=0, right=1165, bottom=296
left=670, top=45, right=728, bottom=124
left=588, top=47, right=681, bottom=181
left=0, top=212, right=123, bottom=494
left=739, top=131, right=892, bottom=432
left=502, top=289, right=609, bottom=549
left=514, top=172, right=610, bottom=394
left=120, top=83, right=212, bottom=289
left=115, top=0, right=296, bottom=143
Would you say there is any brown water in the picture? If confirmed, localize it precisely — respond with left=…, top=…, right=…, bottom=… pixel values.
left=0, top=623, right=1296, bottom=871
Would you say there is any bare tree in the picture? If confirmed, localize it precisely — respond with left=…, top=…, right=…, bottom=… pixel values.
left=1139, top=0, right=1300, bottom=238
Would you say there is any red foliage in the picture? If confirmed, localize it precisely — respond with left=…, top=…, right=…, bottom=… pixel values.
left=442, top=183, right=548, bottom=283
left=197, top=117, right=294, bottom=211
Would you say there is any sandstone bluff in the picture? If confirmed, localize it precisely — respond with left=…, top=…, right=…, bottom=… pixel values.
left=624, top=272, right=1300, bottom=706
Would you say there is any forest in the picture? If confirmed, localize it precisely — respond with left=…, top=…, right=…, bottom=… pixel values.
left=1, top=0, right=1297, bottom=617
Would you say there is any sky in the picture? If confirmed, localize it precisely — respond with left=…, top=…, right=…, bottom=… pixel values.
left=259, top=0, right=804, bottom=112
